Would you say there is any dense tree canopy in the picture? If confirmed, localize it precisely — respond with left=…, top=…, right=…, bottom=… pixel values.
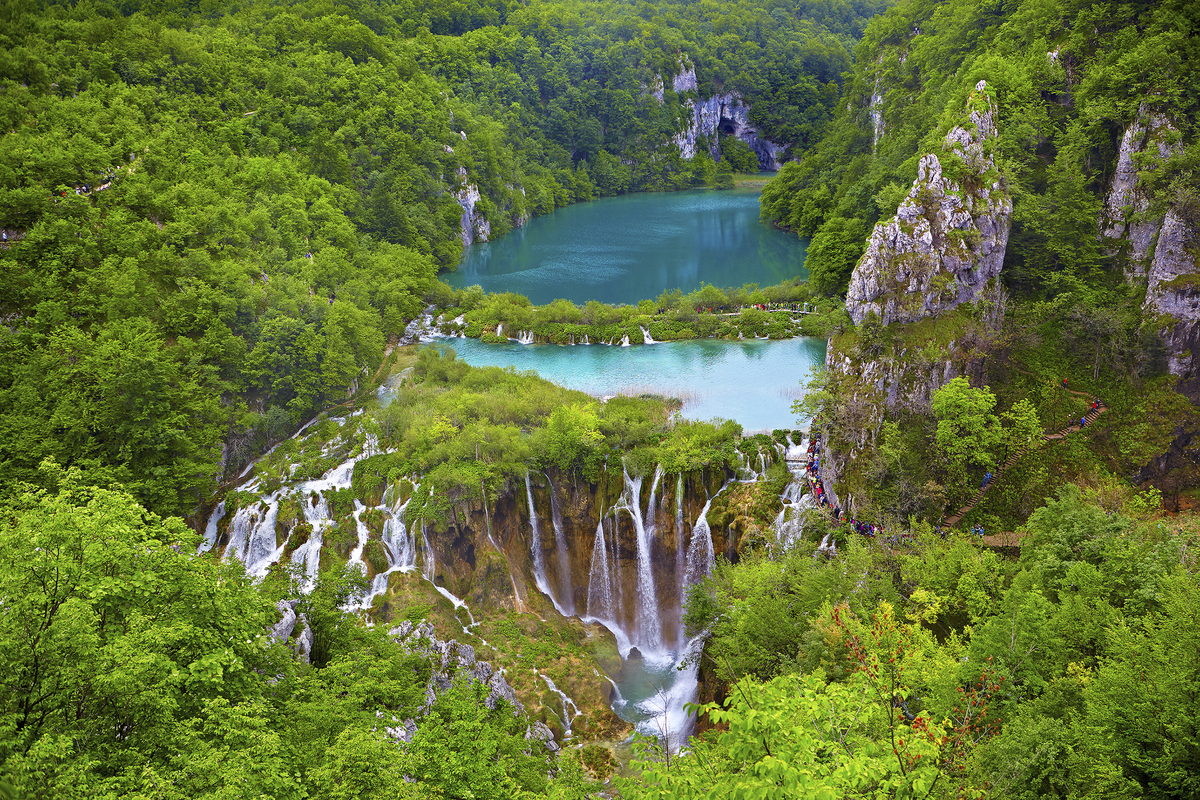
left=0, top=0, right=886, bottom=515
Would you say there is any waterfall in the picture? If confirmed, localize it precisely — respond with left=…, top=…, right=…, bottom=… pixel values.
left=538, top=671, right=582, bottom=737
left=224, top=497, right=283, bottom=577
left=546, top=476, right=575, bottom=615
left=620, top=465, right=663, bottom=653
left=421, top=527, right=436, bottom=583
left=774, top=435, right=810, bottom=551
left=359, top=496, right=416, bottom=610
left=640, top=325, right=657, bottom=344
left=515, top=329, right=535, bottom=344
left=582, top=334, right=590, bottom=345
left=674, top=474, right=686, bottom=621
left=495, top=322, right=503, bottom=338
left=620, top=334, right=631, bottom=347
left=683, top=496, right=716, bottom=590
left=586, top=520, right=617, bottom=622
left=348, top=501, right=370, bottom=574
left=201, top=500, right=225, bottom=552
left=526, top=474, right=571, bottom=618
left=421, top=526, right=482, bottom=638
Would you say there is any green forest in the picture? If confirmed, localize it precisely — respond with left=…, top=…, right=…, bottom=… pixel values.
left=5, top=0, right=1200, bottom=797
left=0, top=0, right=880, bottom=516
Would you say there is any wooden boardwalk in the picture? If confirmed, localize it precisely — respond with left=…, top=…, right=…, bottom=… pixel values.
left=941, top=383, right=1107, bottom=528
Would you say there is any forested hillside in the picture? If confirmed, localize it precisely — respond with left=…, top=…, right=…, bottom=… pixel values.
left=0, top=0, right=882, bottom=515
left=763, top=0, right=1199, bottom=298
left=630, top=3, right=1200, bottom=798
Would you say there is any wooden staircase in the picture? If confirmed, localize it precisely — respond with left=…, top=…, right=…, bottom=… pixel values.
left=940, top=384, right=1108, bottom=529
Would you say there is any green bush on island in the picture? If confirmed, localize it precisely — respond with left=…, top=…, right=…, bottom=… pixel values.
left=434, top=278, right=839, bottom=345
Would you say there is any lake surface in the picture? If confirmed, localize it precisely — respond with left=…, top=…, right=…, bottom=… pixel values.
left=445, top=184, right=807, bottom=305
left=429, top=336, right=826, bottom=431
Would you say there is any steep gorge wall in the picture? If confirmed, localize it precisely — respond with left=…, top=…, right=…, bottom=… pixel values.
left=1100, top=104, right=1200, bottom=403
left=818, top=83, right=1011, bottom=512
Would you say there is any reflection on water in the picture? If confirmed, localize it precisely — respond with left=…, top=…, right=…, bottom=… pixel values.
left=446, top=186, right=808, bottom=306
left=425, top=336, right=826, bottom=432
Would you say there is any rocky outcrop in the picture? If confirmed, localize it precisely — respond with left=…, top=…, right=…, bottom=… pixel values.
left=454, top=167, right=492, bottom=247
left=654, top=58, right=785, bottom=170
left=1100, top=105, right=1181, bottom=277
left=1101, top=106, right=1200, bottom=401
left=268, top=598, right=313, bottom=661
left=391, top=620, right=524, bottom=714
left=846, top=81, right=1011, bottom=326
left=382, top=620, right=560, bottom=751
left=1143, top=210, right=1200, bottom=399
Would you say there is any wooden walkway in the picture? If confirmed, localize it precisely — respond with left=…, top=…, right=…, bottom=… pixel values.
left=941, top=382, right=1107, bottom=528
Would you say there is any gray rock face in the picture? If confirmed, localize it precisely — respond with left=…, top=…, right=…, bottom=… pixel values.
left=1101, top=107, right=1200, bottom=400
left=453, top=167, right=492, bottom=247
left=268, top=598, right=313, bottom=662
left=846, top=81, right=1011, bottom=326
left=662, top=60, right=785, bottom=170
left=390, top=620, right=524, bottom=715
left=1100, top=105, right=1181, bottom=277
left=1144, top=209, right=1200, bottom=398
left=384, top=620, right=552, bottom=749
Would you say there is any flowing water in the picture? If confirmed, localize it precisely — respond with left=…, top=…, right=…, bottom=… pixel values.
left=213, top=185, right=823, bottom=752
left=446, top=184, right=807, bottom=305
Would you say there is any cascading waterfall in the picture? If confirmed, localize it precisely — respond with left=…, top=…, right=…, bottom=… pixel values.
left=421, top=525, right=481, bottom=637
left=201, top=500, right=225, bottom=552
left=585, top=517, right=627, bottom=653
left=546, top=476, right=575, bottom=615
left=537, top=671, right=582, bottom=737
left=527, top=474, right=571, bottom=618
left=222, top=497, right=283, bottom=577
left=359, top=496, right=416, bottom=609
left=674, top=474, right=686, bottom=626
left=683, top=496, right=716, bottom=590
left=640, top=325, right=657, bottom=344
left=515, top=329, right=535, bottom=345
left=619, top=465, right=663, bottom=653
left=773, top=434, right=811, bottom=551
left=291, top=492, right=328, bottom=592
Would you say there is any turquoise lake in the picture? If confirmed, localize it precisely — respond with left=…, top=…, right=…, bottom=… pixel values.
left=430, top=184, right=825, bottom=431
left=430, top=336, right=825, bottom=432
left=444, top=183, right=807, bottom=305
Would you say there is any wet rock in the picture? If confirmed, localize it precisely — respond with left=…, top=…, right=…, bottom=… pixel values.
left=391, top=620, right=525, bottom=714
left=269, top=598, right=299, bottom=643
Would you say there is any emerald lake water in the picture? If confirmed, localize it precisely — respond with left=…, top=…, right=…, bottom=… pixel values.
left=445, top=184, right=807, bottom=305
left=430, top=336, right=825, bottom=432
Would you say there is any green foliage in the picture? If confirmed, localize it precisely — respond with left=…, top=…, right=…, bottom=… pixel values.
left=624, top=670, right=945, bottom=799
left=0, top=0, right=885, bottom=514
left=805, top=215, right=867, bottom=295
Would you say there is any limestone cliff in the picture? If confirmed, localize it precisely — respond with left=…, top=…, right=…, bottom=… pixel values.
left=1144, top=211, right=1200, bottom=400
left=656, top=59, right=786, bottom=171
left=845, top=81, right=1011, bottom=326
left=1100, top=105, right=1200, bottom=402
